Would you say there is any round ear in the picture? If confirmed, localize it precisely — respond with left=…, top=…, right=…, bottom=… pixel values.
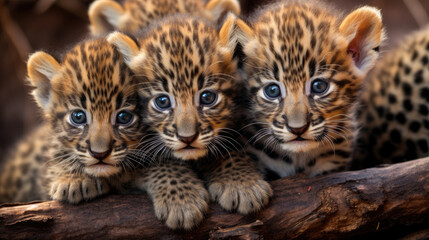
left=205, top=0, right=240, bottom=22
left=107, top=31, right=145, bottom=71
left=27, top=51, right=60, bottom=110
left=88, top=0, right=125, bottom=36
left=339, top=6, right=384, bottom=74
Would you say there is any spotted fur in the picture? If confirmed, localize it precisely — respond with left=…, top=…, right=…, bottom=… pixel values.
left=0, top=125, right=51, bottom=202
left=353, top=26, right=429, bottom=169
left=89, top=0, right=240, bottom=36
left=108, top=14, right=272, bottom=216
left=234, top=0, right=384, bottom=178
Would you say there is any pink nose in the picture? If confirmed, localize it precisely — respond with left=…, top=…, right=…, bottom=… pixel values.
left=286, top=122, right=309, bottom=136
left=177, top=133, right=198, bottom=144
left=89, top=148, right=112, bottom=161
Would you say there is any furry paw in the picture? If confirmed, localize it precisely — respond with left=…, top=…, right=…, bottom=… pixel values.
left=152, top=180, right=209, bottom=230
left=50, top=176, right=109, bottom=204
left=137, top=164, right=210, bottom=230
left=208, top=177, right=272, bottom=214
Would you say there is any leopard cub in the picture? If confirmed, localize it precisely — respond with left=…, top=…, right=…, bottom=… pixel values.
left=0, top=38, right=147, bottom=204
left=108, top=14, right=272, bottom=216
left=353, top=26, right=429, bottom=169
left=89, top=0, right=240, bottom=36
left=234, top=0, right=384, bottom=178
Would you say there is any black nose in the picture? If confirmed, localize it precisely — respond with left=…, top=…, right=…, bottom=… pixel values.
left=177, top=133, right=198, bottom=145
left=89, top=148, right=112, bottom=161
left=286, top=122, right=310, bottom=136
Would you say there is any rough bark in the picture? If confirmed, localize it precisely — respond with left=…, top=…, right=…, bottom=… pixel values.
left=1, top=157, right=428, bottom=240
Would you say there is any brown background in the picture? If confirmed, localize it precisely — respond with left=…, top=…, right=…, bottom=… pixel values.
left=0, top=0, right=428, bottom=163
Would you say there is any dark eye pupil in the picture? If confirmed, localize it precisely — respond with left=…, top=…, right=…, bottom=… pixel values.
left=117, top=111, right=133, bottom=124
left=155, top=96, right=171, bottom=109
left=264, top=84, right=281, bottom=98
left=311, top=80, right=328, bottom=94
left=200, top=91, right=216, bottom=105
left=71, top=111, right=86, bottom=125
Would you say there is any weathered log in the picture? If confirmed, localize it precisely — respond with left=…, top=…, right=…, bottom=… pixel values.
left=1, top=157, right=428, bottom=239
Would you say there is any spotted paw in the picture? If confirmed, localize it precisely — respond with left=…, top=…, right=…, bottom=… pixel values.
left=152, top=179, right=209, bottom=230
left=209, top=177, right=272, bottom=214
left=50, top=176, right=109, bottom=204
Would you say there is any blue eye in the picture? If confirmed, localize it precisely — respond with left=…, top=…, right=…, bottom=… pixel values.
left=311, top=79, right=329, bottom=94
left=264, top=83, right=281, bottom=99
left=70, top=110, right=87, bottom=125
left=116, top=111, right=134, bottom=125
left=155, top=95, right=171, bottom=110
left=200, top=90, right=217, bottom=106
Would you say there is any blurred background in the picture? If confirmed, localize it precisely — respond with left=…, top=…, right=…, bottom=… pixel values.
left=0, top=0, right=428, bottom=164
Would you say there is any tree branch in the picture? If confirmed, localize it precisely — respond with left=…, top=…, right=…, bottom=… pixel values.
left=1, top=157, right=429, bottom=239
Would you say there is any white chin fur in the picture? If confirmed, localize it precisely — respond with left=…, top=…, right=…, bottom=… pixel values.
left=280, top=140, right=320, bottom=153
left=173, top=148, right=208, bottom=160
left=85, top=164, right=121, bottom=177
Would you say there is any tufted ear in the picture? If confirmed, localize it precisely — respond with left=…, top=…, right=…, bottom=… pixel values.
left=218, top=12, right=258, bottom=63
left=88, top=0, right=125, bottom=36
left=205, top=0, right=240, bottom=22
left=340, top=6, right=384, bottom=75
left=27, top=51, right=61, bottom=110
left=107, top=31, right=145, bottom=71
left=218, top=13, right=253, bottom=57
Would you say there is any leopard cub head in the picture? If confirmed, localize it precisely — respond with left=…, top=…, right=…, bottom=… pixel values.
left=236, top=2, right=384, bottom=153
left=89, top=0, right=240, bottom=36
left=27, top=39, right=146, bottom=177
left=108, top=14, right=244, bottom=161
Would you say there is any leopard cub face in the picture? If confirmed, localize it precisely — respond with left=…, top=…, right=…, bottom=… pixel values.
left=108, top=15, right=243, bottom=161
left=237, top=2, right=384, bottom=154
left=27, top=39, right=146, bottom=177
